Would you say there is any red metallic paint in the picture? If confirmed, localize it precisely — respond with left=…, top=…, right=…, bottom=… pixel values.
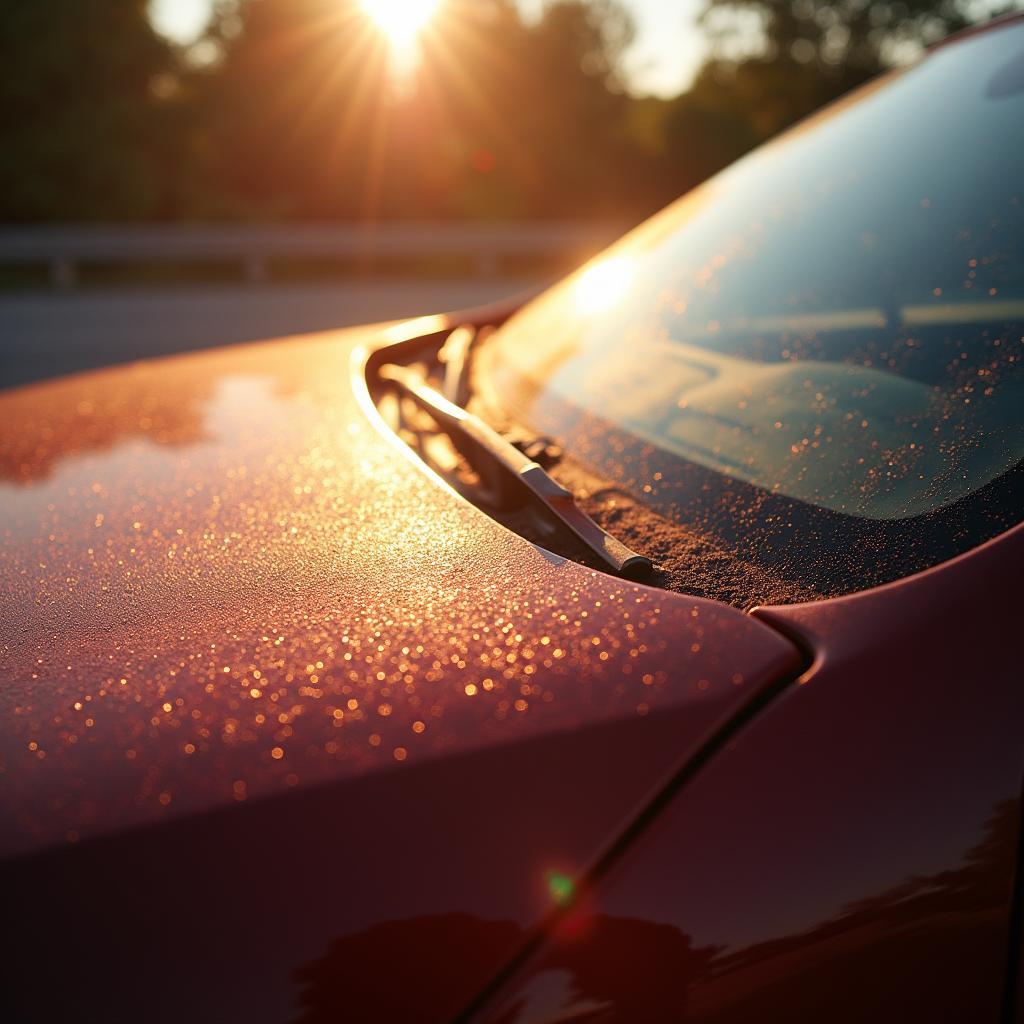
left=0, top=319, right=801, bottom=1021
left=3, top=19, right=1023, bottom=1016
left=471, top=521, right=1024, bottom=1023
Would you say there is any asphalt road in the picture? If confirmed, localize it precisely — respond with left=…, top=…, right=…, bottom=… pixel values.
left=0, top=278, right=543, bottom=391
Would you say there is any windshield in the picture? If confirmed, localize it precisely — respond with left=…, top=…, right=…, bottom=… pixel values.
left=482, top=21, right=1024, bottom=595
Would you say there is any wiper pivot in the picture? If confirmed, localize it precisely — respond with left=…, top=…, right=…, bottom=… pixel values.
left=379, top=363, right=652, bottom=580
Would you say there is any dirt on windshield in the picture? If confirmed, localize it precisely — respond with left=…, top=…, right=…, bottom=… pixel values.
left=487, top=451, right=822, bottom=611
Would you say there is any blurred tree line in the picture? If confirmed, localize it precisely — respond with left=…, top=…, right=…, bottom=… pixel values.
left=0, top=0, right=1017, bottom=223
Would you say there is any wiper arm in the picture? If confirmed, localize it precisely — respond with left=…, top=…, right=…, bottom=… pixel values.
left=378, top=362, right=652, bottom=579
left=437, top=323, right=477, bottom=406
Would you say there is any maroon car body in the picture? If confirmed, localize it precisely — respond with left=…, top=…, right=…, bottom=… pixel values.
left=1, top=16, right=1023, bottom=1024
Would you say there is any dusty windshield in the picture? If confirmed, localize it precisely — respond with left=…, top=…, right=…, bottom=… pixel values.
left=484, top=23, right=1024, bottom=543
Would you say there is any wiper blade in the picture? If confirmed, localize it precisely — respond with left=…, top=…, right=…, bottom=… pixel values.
left=379, top=362, right=653, bottom=579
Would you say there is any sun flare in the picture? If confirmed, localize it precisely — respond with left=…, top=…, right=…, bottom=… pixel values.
left=574, top=256, right=635, bottom=315
left=360, top=0, right=441, bottom=55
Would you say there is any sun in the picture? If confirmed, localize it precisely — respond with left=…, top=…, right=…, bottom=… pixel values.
left=360, top=0, right=441, bottom=54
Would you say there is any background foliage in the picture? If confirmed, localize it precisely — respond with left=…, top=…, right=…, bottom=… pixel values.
left=0, top=0, right=1016, bottom=223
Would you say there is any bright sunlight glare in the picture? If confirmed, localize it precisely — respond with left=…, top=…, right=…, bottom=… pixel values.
left=574, top=256, right=636, bottom=315
left=360, top=0, right=441, bottom=53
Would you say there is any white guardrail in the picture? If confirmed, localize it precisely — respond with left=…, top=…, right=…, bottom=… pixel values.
left=0, top=223, right=624, bottom=287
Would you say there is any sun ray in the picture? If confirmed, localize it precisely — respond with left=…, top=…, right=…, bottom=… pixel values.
left=360, top=0, right=441, bottom=73
left=414, top=12, right=534, bottom=181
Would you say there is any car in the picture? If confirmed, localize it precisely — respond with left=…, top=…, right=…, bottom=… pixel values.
left=1, top=13, right=1022, bottom=1024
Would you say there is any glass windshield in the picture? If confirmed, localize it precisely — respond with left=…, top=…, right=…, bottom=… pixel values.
left=483, top=22, right=1024, bottom=593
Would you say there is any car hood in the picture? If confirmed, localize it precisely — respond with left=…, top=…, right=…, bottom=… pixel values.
left=0, top=318, right=807, bottom=1021
left=0, top=317, right=801, bottom=859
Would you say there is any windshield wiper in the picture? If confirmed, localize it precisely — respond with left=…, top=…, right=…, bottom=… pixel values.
left=437, top=323, right=477, bottom=406
left=378, top=362, right=653, bottom=579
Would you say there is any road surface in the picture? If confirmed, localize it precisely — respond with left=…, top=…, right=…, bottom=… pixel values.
left=0, top=278, right=543, bottom=391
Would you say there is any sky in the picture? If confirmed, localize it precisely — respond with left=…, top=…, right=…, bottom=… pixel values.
left=148, top=0, right=709, bottom=98
left=622, top=1, right=708, bottom=96
left=630, top=1, right=708, bottom=96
